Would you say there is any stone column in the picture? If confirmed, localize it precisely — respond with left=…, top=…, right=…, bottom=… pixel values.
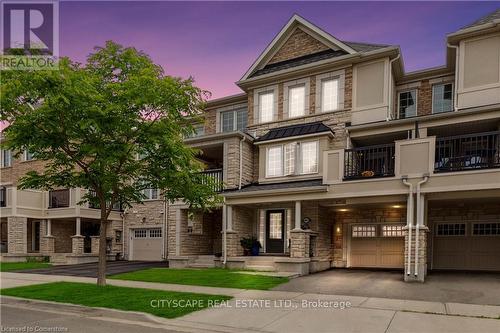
left=404, top=227, right=429, bottom=282
left=71, top=236, right=85, bottom=255
left=7, top=217, right=28, bottom=254
left=90, top=236, right=100, bottom=254
left=40, top=236, right=55, bottom=254
left=290, top=230, right=310, bottom=258
left=225, top=231, right=240, bottom=257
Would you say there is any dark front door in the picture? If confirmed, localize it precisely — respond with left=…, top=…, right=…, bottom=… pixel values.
left=266, top=210, right=285, bottom=253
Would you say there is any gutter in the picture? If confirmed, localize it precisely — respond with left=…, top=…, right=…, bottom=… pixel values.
left=222, top=185, right=328, bottom=198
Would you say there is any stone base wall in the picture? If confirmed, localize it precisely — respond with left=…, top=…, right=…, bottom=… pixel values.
left=52, top=220, right=75, bottom=253
left=404, top=228, right=428, bottom=282
left=40, top=236, right=55, bottom=254
left=7, top=217, right=27, bottom=254
left=290, top=230, right=310, bottom=258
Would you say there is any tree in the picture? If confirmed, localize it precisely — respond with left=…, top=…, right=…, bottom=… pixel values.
left=1, top=41, right=220, bottom=286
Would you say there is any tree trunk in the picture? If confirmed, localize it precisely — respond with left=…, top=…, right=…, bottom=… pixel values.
left=97, top=208, right=108, bottom=286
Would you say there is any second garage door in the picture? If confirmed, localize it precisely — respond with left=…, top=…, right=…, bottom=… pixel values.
left=349, top=224, right=405, bottom=269
left=432, top=222, right=500, bottom=271
left=130, top=228, right=163, bottom=261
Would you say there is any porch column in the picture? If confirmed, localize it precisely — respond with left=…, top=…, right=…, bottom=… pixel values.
left=175, top=209, right=181, bottom=256
left=71, top=218, right=84, bottom=255
left=226, top=205, right=233, bottom=232
left=46, top=219, right=52, bottom=236
left=90, top=236, right=100, bottom=254
left=294, top=201, right=301, bottom=230
left=75, top=217, right=81, bottom=236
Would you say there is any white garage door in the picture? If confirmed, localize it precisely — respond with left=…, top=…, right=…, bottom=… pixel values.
left=433, top=222, right=500, bottom=271
left=349, top=224, right=405, bottom=269
left=130, top=228, right=163, bottom=261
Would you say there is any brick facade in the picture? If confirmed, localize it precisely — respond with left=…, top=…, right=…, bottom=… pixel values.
left=268, top=28, right=329, bottom=64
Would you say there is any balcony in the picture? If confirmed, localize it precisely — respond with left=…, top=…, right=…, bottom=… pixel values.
left=344, top=144, right=396, bottom=180
left=88, top=190, right=123, bottom=211
left=435, top=131, right=500, bottom=173
left=201, top=168, right=223, bottom=192
left=48, top=189, right=70, bottom=208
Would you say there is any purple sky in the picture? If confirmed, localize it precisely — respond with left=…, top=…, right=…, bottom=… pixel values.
left=58, top=1, right=498, bottom=99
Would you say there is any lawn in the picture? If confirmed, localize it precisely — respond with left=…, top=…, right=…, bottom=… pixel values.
left=0, top=262, right=52, bottom=272
left=0, top=282, right=232, bottom=319
left=111, top=268, right=289, bottom=290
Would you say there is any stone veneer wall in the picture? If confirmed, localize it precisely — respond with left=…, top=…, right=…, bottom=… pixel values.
left=124, top=200, right=165, bottom=259
left=268, top=28, right=329, bottom=64
left=226, top=206, right=255, bottom=256
left=224, top=137, right=253, bottom=189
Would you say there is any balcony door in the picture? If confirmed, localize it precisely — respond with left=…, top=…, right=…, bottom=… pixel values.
left=266, top=210, right=285, bottom=254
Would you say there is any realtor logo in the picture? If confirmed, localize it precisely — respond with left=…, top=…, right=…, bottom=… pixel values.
left=1, top=0, right=59, bottom=70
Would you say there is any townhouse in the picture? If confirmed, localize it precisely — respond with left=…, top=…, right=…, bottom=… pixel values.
left=1, top=10, right=499, bottom=282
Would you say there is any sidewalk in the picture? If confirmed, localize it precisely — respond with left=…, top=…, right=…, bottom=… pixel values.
left=2, top=272, right=500, bottom=333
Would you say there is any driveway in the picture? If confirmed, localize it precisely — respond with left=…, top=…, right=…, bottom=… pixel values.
left=16, top=261, right=166, bottom=277
left=273, top=269, right=500, bottom=306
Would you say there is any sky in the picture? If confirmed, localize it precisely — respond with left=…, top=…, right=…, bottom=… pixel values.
left=43, top=1, right=500, bottom=99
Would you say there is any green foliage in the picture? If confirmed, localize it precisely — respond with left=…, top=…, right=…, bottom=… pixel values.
left=0, top=262, right=52, bottom=272
left=25, top=256, right=50, bottom=263
left=240, top=236, right=262, bottom=250
left=0, top=41, right=221, bottom=214
left=0, top=282, right=232, bottom=318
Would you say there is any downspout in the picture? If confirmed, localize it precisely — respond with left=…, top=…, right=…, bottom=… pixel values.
left=447, top=43, right=459, bottom=112
left=402, top=177, right=413, bottom=276
left=163, top=197, right=168, bottom=261
left=222, top=201, right=227, bottom=265
left=239, top=136, right=246, bottom=190
left=414, top=176, right=429, bottom=276
left=388, top=54, right=401, bottom=120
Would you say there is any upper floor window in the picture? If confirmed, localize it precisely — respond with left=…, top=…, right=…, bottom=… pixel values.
left=1, top=149, right=11, bottom=168
left=0, top=186, right=6, bottom=207
left=143, top=187, right=158, bottom=200
left=186, top=124, right=205, bottom=138
left=221, top=109, right=247, bottom=133
left=48, top=189, right=70, bottom=208
left=321, top=78, right=339, bottom=112
left=266, top=141, right=318, bottom=178
left=432, top=83, right=453, bottom=114
left=288, top=85, right=306, bottom=117
left=259, top=92, right=275, bottom=123
left=398, top=90, right=417, bottom=118
left=24, top=150, right=35, bottom=161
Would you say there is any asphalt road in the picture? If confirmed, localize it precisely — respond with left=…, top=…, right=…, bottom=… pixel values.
left=0, top=304, right=183, bottom=333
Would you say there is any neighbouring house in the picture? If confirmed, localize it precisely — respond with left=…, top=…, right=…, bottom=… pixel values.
left=1, top=10, right=500, bottom=282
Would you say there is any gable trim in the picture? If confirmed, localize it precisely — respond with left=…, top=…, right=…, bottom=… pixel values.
left=240, top=14, right=357, bottom=82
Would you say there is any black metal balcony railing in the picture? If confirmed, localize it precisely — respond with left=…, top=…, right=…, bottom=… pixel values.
left=201, top=168, right=223, bottom=192
left=344, top=144, right=396, bottom=180
left=435, top=131, right=500, bottom=173
left=88, top=190, right=123, bottom=211
left=48, top=189, right=70, bottom=208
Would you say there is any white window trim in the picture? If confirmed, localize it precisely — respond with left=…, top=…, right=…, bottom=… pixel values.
left=1, top=149, right=12, bottom=168
left=220, top=108, right=247, bottom=133
left=265, top=140, right=319, bottom=178
left=253, top=85, right=278, bottom=124
left=435, top=222, right=467, bottom=237
left=315, top=70, right=345, bottom=113
left=142, top=187, right=159, bottom=201
left=431, top=82, right=454, bottom=114
left=24, top=150, right=35, bottom=161
left=397, top=89, right=418, bottom=119
left=471, top=222, right=500, bottom=236
left=283, top=78, right=310, bottom=119
left=215, top=103, right=247, bottom=133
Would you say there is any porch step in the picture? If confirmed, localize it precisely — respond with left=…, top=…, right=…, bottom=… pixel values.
left=189, top=263, right=216, bottom=268
left=245, top=264, right=277, bottom=272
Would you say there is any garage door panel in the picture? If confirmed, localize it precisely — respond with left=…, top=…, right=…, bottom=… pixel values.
left=131, top=228, right=163, bottom=261
left=433, top=222, right=500, bottom=271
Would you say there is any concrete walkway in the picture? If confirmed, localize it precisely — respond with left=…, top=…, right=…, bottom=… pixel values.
left=2, top=272, right=500, bottom=333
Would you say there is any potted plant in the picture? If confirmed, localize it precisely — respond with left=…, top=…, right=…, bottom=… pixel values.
left=240, top=237, right=261, bottom=256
